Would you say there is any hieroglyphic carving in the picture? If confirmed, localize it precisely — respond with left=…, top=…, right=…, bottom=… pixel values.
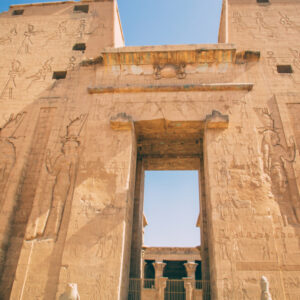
left=261, top=276, right=272, bottom=300
left=215, top=159, right=231, bottom=189
left=266, top=51, right=277, bottom=74
left=26, top=57, right=54, bottom=90
left=0, top=113, right=26, bottom=204
left=0, top=60, right=23, bottom=100
left=18, top=24, right=39, bottom=54
left=255, top=12, right=276, bottom=38
left=262, top=233, right=271, bottom=260
left=0, top=26, right=17, bottom=45
left=216, top=190, right=254, bottom=222
left=76, top=19, right=87, bottom=40
left=68, top=56, right=77, bottom=71
left=59, top=283, right=80, bottom=300
left=279, top=12, right=300, bottom=33
left=238, top=279, right=251, bottom=300
left=284, top=276, right=300, bottom=289
left=153, top=63, right=186, bottom=80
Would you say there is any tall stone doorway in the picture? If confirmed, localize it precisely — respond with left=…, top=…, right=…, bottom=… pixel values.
left=128, top=119, right=210, bottom=285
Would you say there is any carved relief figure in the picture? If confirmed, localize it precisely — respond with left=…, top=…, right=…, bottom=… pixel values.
left=0, top=60, right=23, bottom=100
left=26, top=57, right=54, bottom=90
left=256, top=12, right=275, bottom=37
left=0, top=113, right=26, bottom=202
left=44, top=20, right=68, bottom=46
left=261, top=276, right=272, bottom=300
left=216, top=159, right=231, bottom=188
left=0, top=26, right=17, bottom=45
left=59, top=283, right=80, bottom=300
left=18, top=24, right=38, bottom=54
left=258, top=109, right=296, bottom=197
left=39, top=114, right=87, bottom=240
left=219, top=228, right=231, bottom=260
left=261, top=129, right=295, bottom=194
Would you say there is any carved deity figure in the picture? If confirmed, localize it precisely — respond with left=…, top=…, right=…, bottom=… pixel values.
left=59, top=283, right=80, bottom=300
left=28, top=114, right=88, bottom=241
left=261, top=276, right=272, bottom=300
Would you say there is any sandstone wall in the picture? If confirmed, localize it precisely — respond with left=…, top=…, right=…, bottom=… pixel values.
left=0, top=0, right=299, bottom=299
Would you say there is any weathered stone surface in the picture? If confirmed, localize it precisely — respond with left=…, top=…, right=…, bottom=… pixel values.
left=0, top=0, right=298, bottom=299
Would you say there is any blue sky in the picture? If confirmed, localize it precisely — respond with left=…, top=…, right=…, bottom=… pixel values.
left=144, top=171, right=200, bottom=247
left=0, top=0, right=223, bottom=246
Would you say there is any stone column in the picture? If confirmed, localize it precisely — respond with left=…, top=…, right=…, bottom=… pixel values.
left=184, top=261, right=198, bottom=280
left=183, top=278, right=193, bottom=300
left=153, top=261, right=166, bottom=279
left=157, top=277, right=167, bottom=300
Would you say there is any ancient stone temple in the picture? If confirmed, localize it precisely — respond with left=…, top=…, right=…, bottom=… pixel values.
left=0, top=0, right=299, bottom=299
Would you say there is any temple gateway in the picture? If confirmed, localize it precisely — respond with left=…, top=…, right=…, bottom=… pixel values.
left=0, top=0, right=299, bottom=299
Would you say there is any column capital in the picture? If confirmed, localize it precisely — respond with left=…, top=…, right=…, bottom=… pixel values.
left=184, top=262, right=198, bottom=279
left=152, top=262, right=166, bottom=278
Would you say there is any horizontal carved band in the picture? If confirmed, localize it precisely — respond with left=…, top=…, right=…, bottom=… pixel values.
left=88, top=83, right=253, bottom=94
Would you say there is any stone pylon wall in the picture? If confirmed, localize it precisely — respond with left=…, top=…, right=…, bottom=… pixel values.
left=0, top=0, right=299, bottom=299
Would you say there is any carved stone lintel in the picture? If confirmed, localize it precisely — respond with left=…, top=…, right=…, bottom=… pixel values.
left=205, top=110, right=229, bottom=129
left=110, top=112, right=133, bottom=131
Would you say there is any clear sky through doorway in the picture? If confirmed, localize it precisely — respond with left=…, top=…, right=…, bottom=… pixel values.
left=143, top=171, right=200, bottom=247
